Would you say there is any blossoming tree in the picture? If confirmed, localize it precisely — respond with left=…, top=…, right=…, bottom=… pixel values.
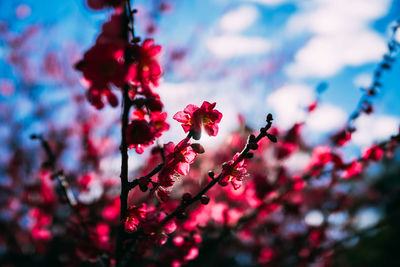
left=1, top=0, right=400, bottom=267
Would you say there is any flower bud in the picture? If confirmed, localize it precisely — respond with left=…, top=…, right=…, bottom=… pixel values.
left=248, top=142, right=258, bottom=150
left=266, top=113, right=273, bottom=122
left=244, top=152, right=254, bottom=159
left=191, top=143, right=205, bottom=154
left=182, top=192, right=192, bottom=201
left=200, top=195, right=210, bottom=205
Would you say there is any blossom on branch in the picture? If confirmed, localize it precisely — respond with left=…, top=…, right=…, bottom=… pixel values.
left=362, top=144, right=384, bottom=161
left=75, top=38, right=163, bottom=109
left=126, top=119, right=155, bottom=154
left=75, top=42, right=126, bottom=108
left=219, top=153, right=247, bottom=190
left=173, top=101, right=222, bottom=139
left=158, top=139, right=197, bottom=188
left=126, top=110, right=169, bottom=154
left=126, top=39, right=162, bottom=87
left=125, top=204, right=147, bottom=232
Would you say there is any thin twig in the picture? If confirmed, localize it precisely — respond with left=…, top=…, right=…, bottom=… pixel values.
left=116, top=84, right=132, bottom=267
left=159, top=117, right=275, bottom=227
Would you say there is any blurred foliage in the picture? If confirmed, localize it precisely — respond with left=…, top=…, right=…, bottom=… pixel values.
left=334, top=158, right=400, bottom=267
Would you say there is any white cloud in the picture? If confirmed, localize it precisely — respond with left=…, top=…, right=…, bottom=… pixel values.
left=306, top=104, right=347, bottom=132
left=396, top=26, right=400, bottom=43
left=284, top=151, right=311, bottom=173
left=352, top=114, right=399, bottom=146
left=219, top=6, right=259, bottom=33
left=353, top=73, right=373, bottom=88
left=78, top=178, right=103, bottom=204
left=354, top=207, right=381, bottom=230
left=266, top=84, right=314, bottom=129
left=287, top=32, right=386, bottom=77
left=242, top=0, right=292, bottom=6
left=305, top=210, right=324, bottom=227
left=286, top=0, right=391, bottom=78
left=206, top=35, right=271, bottom=59
left=287, top=0, right=390, bottom=36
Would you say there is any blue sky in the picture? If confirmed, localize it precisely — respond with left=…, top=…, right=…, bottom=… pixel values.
left=1, top=0, right=400, bottom=170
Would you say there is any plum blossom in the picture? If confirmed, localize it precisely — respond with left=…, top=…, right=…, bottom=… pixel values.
left=173, top=101, right=222, bottom=138
left=126, top=39, right=162, bottom=87
left=158, top=139, right=197, bottom=188
left=219, top=153, right=247, bottom=190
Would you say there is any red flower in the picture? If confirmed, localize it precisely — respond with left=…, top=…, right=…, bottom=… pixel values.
left=86, top=86, right=118, bottom=109
left=331, top=129, right=352, bottom=146
left=343, top=160, right=363, bottom=179
left=125, top=204, right=147, bottom=232
left=76, top=39, right=163, bottom=108
left=165, top=140, right=197, bottom=176
left=75, top=42, right=127, bottom=109
left=141, top=209, right=176, bottom=246
left=219, top=153, right=247, bottom=190
left=126, top=39, right=162, bottom=86
left=173, top=101, right=223, bottom=138
left=362, top=145, right=384, bottom=161
left=307, top=146, right=343, bottom=176
left=126, top=111, right=169, bottom=154
left=307, top=101, right=318, bottom=112
left=86, top=0, right=122, bottom=10
left=78, top=42, right=126, bottom=88
left=126, top=119, right=156, bottom=154
left=151, top=111, right=170, bottom=137
left=96, top=11, right=124, bottom=44
left=133, top=88, right=164, bottom=112
left=275, top=123, right=302, bottom=159
left=158, top=139, right=197, bottom=188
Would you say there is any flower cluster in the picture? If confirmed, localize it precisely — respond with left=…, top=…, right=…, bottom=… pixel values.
left=149, top=102, right=223, bottom=199
left=74, top=7, right=169, bottom=155
left=125, top=204, right=177, bottom=246
left=219, top=153, right=247, bottom=190
left=3, top=1, right=400, bottom=267
left=75, top=35, right=162, bottom=110
left=126, top=110, right=169, bottom=153
left=173, top=101, right=223, bottom=139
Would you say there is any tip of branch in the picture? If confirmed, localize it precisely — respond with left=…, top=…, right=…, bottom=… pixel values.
left=267, top=133, right=277, bottom=143
left=30, top=134, right=39, bottom=140
left=266, top=113, right=273, bottom=123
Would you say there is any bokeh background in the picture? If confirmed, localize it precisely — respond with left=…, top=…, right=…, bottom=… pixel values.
left=1, top=0, right=400, bottom=265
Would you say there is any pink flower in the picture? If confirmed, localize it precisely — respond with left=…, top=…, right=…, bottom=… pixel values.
left=125, top=204, right=147, bottom=232
left=362, top=145, right=384, bottom=161
left=331, top=129, right=352, bottom=146
left=126, top=111, right=169, bottom=154
left=275, top=123, right=302, bottom=159
left=86, top=86, right=118, bottom=109
left=77, top=42, right=126, bottom=88
left=151, top=111, right=170, bottom=137
left=126, top=119, right=156, bottom=154
left=76, top=39, right=163, bottom=108
left=158, top=139, right=197, bottom=188
left=96, top=11, right=124, bottom=44
left=165, top=140, right=197, bottom=175
left=219, top=153, right=247, bottom=190
left=258, top=248, right=275, bottom=264
left=173, top=101, right=222, bottom=138
left=307, top=146, right=343, bottom=176
left=126, top=39, right=162, bottom=86
left=75, top=42, right=126, bottom=108
left=343, top=160, right=363, bottom=179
